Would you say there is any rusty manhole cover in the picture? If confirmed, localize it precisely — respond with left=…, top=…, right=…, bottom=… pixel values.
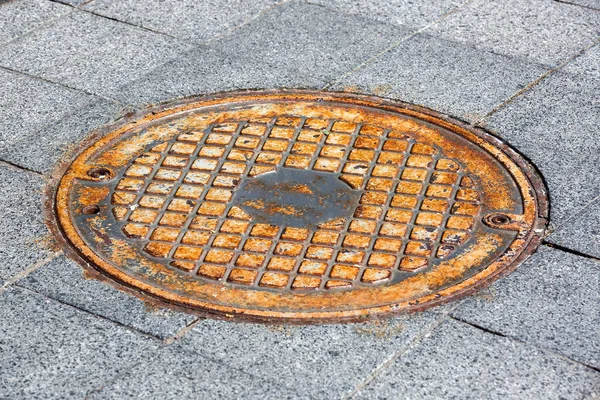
left=46, top=91, right=548, bottom=323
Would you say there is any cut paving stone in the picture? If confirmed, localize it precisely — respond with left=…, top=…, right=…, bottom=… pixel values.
left=0, top=287, right=159, bottom=400
left=547, top=199, right=600, bottom=259
left=0, top=68, right=94, bottom=158
left=452, top=246, right=600, bottom=369
left=356, top=319, right=600, bottom=400
left=113, top=1, right=412, bottom=107
left=0, top=0, right=71, bottom=45
left=0, top=11, right=194, bottom=98
left=87, top=346, right=297, bottom=399
left=111, top=45, right=315, bottom=107
left=214, top=2, right=412, bottom=87
left=18, top=256, right=197, bottom=339
left=332, top=33, right=547, bottom=122
left=563, top=43, right=600, bottom=78
left=1, top=98, right=127, bottom=173
left=306, top=0, right=465, bottom=29
left=428, top=0, right=600, bottom=67
left=173, top=310, right=448, bottom=398
left=0, top=165, right=52, bottom=284
left=83, top=0, right=280, bottom=43
left=485, top=71, right=600, bottom=225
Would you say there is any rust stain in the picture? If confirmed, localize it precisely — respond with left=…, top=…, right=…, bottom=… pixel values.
left=45, top=90, right=548, bottom=324
left=33, top=233, right=61, bottom=252
left=354, top=319, right=405, bottom=338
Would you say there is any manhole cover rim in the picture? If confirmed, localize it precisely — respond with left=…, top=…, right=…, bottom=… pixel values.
left=44, top=89, right=549, bottom=324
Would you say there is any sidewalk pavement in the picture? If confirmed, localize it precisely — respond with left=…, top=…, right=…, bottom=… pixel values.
left=0, top=0, right=598, bottom=398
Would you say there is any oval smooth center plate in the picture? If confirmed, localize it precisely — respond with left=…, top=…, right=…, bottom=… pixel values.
left=46, top=91, right=548, bottom=323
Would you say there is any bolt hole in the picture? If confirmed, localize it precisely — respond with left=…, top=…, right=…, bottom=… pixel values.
left=490, top=214, right=510, bottom=225
left=87, top=167, right=112, bottom=180
left=82, top=205, right=100, bottom=215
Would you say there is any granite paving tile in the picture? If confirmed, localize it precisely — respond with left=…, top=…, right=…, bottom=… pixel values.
left=0, top=68, right=94, bottom=156
left=547, top=199, right=600, bottom=259
left=0, top=0, right=71, bottom=45
left=562, top=43, right=600, bottom=78
left=18, top=255, right=197, bottom=339
left=429, top=0, right=600, bottom=66
left=0, top=286, right=160, bottom=399
left=172, top=309, right=449, bottom=398
left=112, top=1, right=413, bottom=107
left=1, top=97, right=127, bottom=173
left=83, top=0, right=281, bottom=43
left=485, top=71, right=600, bottom=225
left=355, top=319, right=599, bottom=399
left=87, top=344, right=298, bottom=399
left=452, top=246, right=600, bottom=369
left=0, top=165, right=51, bottom=284
left=0, top=10, right=194, bottom=97
left=305, top=0, right=464, bottom=29
left=332, top=33, right=547, bottom=122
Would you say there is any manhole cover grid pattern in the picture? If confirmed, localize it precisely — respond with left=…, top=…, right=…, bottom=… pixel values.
left=110, top=116, right=481, bottom=291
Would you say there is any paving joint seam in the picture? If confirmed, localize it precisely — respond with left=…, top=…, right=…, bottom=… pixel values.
left=343, top=309, right=458, bottom=399
left=321, top=0, right=475, bottom=91
left=0, top=4, right=75, bottom=48
left=202, top=0, right=292, bottom=46
left=541, top=242, right=600, bottom=263
left=82, top=359, right=146, bottom=399
left=47, top=0, right=92, bottom=7
left=450, top=316, right=600, bottom=373
left=176, top=340, right=302, bottom=392
left=479, top=38, right=600, bottom=124
left=553, top=0, right=600, bottom=11
left=68, top=0, right=292, bottom=48
left=0, top=251, right=62, bottom=294
left=449, top=315, right=508, bottom=337
left=162, top=318, right=204, bottom=345
left=547, top=193, right=600, bottom=234
left=0, top=65, right=119, bottom=104
left=13, top=284, right=169, bottom=342
left=0, top=159, right=44, bottom=176
left=76, top=8, right=179, bottom=39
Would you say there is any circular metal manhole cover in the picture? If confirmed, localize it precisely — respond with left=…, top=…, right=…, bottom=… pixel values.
left=46, top=91, right=548, bottom=323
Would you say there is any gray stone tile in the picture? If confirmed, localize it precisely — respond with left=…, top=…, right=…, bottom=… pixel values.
left=548, top=199, right=600, bottom=258
left=563, top=43, right=600, bottom=78
left=428, top=0, right=600, bottom=67
left=112, top=1, right=412, bottom=107
left=0, top=0, right=71, bottom=45
left=306, top=0, right=464, bottom=28
left=18, top=255, right=197, bottom=339
left=0, top=165, right=51, bottom=284
left=87, top=345, right=297, bottom=399
left=215, top=2, right=412, bottom=85
left=0, top=68, right=94, bottom=156
left=111, top=46, right=314, bottom=107
left=356, top=319, right=600, bottom=400
left=174, top=310, right=447, bottom=398
left=452, top=246, right=600, bottom=369
left=83, top=0, right=280, bottom=42
left=332, top=33, right=547, bottom=122
left=1, top=97, right=126, bottom=173
left=486, top=71, right=600, bottom=224
left=0, top=286, right=159, bottom=399
left=0, top=11, right=194, bottom=97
